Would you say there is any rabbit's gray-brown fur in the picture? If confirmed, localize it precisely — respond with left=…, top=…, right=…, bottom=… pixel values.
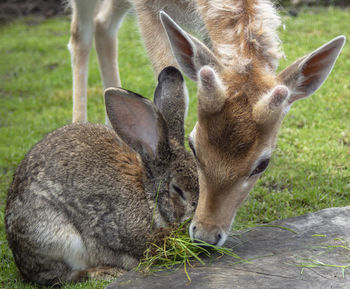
left=5, top=67, right=198, bottom=286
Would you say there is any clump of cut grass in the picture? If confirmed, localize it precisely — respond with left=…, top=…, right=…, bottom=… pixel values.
left=137, top=220, right=241, bottom=281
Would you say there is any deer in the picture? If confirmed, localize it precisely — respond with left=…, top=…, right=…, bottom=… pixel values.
left=68, top=0, right=345, bottom=247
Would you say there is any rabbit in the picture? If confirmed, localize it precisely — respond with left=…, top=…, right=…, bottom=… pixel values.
left=5, top=66, right=199, bottom=286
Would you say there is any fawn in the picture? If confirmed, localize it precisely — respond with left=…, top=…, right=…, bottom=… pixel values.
left=68, top=0, right=345, bottom=246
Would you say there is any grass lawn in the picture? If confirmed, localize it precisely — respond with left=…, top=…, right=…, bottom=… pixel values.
left=0, top=7, right=349, bottom=289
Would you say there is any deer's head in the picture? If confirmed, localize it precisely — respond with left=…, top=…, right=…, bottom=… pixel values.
left=160, top=12, right=345, bottom=246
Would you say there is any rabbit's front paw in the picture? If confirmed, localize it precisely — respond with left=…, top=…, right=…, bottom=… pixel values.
left=86, top=267, right=125, bottom=280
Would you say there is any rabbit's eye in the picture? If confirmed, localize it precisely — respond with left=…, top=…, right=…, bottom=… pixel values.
left=172, top=184, right=186, bottom=200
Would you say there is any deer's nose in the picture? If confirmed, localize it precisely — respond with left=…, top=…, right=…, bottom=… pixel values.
left=189, top=221, right=227, bottom=247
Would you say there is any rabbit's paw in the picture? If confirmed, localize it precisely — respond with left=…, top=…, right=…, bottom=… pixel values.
left=86, top=267, right=125, bottom=280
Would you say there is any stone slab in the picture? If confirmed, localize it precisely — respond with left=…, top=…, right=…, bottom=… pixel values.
left=106, top=206, right=350, bottom=289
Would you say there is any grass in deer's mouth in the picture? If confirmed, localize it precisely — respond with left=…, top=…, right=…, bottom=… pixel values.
left=137, top=220, right=241, bottom=281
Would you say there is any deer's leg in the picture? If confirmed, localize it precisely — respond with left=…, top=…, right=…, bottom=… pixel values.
left=94, top=0, right=131, bottom=125
left=68, top=0, right=97, bottom=123
left=94, top=0, right=131, bottom=89
left=134, top=6, right=178, bottom=75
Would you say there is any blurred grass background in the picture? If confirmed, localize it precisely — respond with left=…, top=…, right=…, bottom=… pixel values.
left=0, top=6, right=349, bottom=288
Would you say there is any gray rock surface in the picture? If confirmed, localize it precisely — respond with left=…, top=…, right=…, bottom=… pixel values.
left=106, top=206, right=350, bottom=289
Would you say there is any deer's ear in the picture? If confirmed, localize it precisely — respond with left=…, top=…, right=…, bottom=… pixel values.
left=160, top=11, right=223, bottom=81
left=279, top=35, right=345, bottom=104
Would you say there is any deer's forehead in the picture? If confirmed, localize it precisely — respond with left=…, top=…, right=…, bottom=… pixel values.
left=197, top=83, right=280, bottom=159
left=205, top=93, right=257, bottom=157
left=221, top=67, right=277, bottom=96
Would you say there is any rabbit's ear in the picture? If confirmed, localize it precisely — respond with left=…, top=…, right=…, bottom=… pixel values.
left=105, top=88, right=168, bottom=161
left=154, top=66, right=187, bottom=146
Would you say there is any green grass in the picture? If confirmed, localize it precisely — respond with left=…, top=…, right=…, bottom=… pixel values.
left=137, top=220, right=241, bottom=281
left=0, top=7, right=349, bottom=288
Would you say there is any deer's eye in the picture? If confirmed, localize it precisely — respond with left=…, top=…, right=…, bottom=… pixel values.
left=250, top=158, right=270, bottom=177
left=172, top=184, right=185, bottom=200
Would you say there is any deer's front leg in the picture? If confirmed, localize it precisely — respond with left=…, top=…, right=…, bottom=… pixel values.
left=68, top=0, right=97, bottom=123
left=135, top=6, right=178, bottom=75
left=95, top=0, right=131, bottom=90
left=94, top=0, right=131, bottom=125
